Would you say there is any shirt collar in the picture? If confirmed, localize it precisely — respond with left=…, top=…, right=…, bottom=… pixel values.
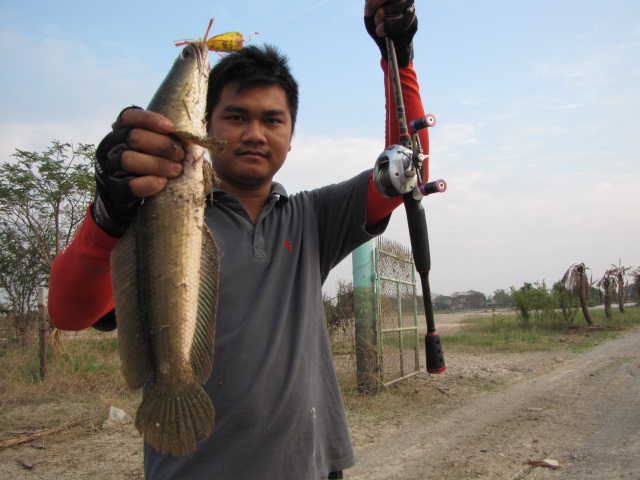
left=208, top=182, right=289, bottom=205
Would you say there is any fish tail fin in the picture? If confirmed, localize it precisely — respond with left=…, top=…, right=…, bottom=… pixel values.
left=135, top=381, right=215, bottom=456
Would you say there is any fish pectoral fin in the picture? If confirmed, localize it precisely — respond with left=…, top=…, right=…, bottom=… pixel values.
left=111, top=224, right=153, bottom=389
left=173, top=131, right=226, bottom=153
left=202, top=158, right=219, bottom=193
left=189, top=228, right=220, bottom=383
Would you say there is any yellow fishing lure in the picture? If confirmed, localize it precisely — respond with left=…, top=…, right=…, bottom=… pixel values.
left=175, top=18, right=244, bottom=53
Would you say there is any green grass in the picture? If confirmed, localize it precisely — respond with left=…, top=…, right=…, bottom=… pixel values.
left=54, top=337, right=120, bottom=377
left=442, top=305, right=640, bottom=353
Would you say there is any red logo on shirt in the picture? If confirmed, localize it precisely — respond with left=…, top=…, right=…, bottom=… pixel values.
left=283, top=240, right=293, bottom=252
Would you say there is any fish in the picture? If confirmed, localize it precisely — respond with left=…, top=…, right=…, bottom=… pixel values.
left=110, top=42, right=225, bottom=456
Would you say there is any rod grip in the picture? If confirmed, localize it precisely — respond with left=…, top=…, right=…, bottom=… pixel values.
left=425, top=332, right=446, bottom=373
left=403, top=196, right=430, bottom=272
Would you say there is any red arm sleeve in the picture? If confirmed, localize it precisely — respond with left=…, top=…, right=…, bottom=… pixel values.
left=48, top=205, right=118, bottom=331
left=366, top=59, right=430, bottom=228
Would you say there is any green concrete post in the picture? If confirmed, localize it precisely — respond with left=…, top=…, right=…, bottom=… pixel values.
left=352, top=241, right=379, bottom=394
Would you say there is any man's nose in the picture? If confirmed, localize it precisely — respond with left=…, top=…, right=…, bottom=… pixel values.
left=242, top=120, right=266, bottom=143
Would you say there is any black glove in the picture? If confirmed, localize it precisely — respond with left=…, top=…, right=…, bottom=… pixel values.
left=92, top=106, right=142, bottom=237
left=365, top=0, right=418, bottom=68
left=92, top=309, right=117, bottom=332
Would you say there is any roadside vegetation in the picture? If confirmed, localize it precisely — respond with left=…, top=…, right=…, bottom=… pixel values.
left=3, top=305, right=639, bottom=448
left=443, top=306, right=640, bottom=353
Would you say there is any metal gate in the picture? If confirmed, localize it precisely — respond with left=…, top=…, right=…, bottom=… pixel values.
left=374, top=237, right=421, bottom=386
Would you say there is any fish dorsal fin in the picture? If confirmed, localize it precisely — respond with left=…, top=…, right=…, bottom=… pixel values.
left=189, top=228, right=220, bottom=383
left=111, top=224, right=153, bottom=389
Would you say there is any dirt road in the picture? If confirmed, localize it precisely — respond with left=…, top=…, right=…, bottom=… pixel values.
left=2, top=326, right=639, bottom=479
left=349, top=326, right=640, bottom=480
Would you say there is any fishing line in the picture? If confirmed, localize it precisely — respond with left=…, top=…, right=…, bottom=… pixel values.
left=252, top=0, right=333, bottom=37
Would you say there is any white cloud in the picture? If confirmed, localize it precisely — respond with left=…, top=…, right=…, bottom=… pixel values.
left=276, top=133, right=383, bottom=192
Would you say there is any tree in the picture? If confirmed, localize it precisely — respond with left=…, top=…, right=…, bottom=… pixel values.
left=432, top=294, right=453, bottom=312
left=451, top=290, right=487, bottom=310
left=0, top=226, right=48, bottom=344
left=0, top=141, right=94, bottom=269
left=609, top=260, right=631, bottom=313
left=595, top=269, right=618, bottom=322
left=0, top=141, right=94, bottom=341
left=323, top=279, right=354, bottom=336
left=630, top=268, right=640, bottom=305
left=561, top=263, right=596, bottom=326
left=491, top=289, right=513, bottom=308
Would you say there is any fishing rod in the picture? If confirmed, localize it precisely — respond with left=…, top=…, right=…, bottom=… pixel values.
left=373, top=37, right=446, bottom=374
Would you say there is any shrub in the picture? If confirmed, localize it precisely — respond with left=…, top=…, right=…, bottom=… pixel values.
left=510, top=281, right=556, bottom=328
left=552, top=281, right=579, bottom=325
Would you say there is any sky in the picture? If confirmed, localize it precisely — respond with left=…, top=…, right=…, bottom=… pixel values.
left=1, top=0, right=638, bottom=298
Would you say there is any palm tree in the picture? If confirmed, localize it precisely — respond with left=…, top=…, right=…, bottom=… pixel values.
left=632, top=268, right=640, bottom=305
left=610, top=260, right=631, bottom=313
left=596, top=269, right=618, bottom=322
left=562, top=263, right=596, bottom=326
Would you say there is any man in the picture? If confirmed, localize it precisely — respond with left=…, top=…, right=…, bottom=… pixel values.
left=49, top=1, right=428, bottom=478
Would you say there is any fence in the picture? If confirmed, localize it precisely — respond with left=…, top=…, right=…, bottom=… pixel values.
left=374, top=237, right=421, bottom=386
left=329, top=237, right=422, bottom=393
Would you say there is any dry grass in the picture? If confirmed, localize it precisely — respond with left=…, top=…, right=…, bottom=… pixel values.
left=0, top=332, right=140, bottom=443
left=2, top=306, right=637, bottom=447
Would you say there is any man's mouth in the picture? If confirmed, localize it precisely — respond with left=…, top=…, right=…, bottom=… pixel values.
left=236, top=149, right=270, bottom=159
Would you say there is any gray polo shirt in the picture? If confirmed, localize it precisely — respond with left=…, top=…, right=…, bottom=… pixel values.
left=143, top=170, right=388, bottom=479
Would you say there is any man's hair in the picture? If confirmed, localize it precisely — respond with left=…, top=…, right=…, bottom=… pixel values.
left=206, top=44, right=300, bottom=133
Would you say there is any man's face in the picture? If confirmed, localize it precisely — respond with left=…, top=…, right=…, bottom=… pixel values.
left=207, top=83, right=292, bottom=191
